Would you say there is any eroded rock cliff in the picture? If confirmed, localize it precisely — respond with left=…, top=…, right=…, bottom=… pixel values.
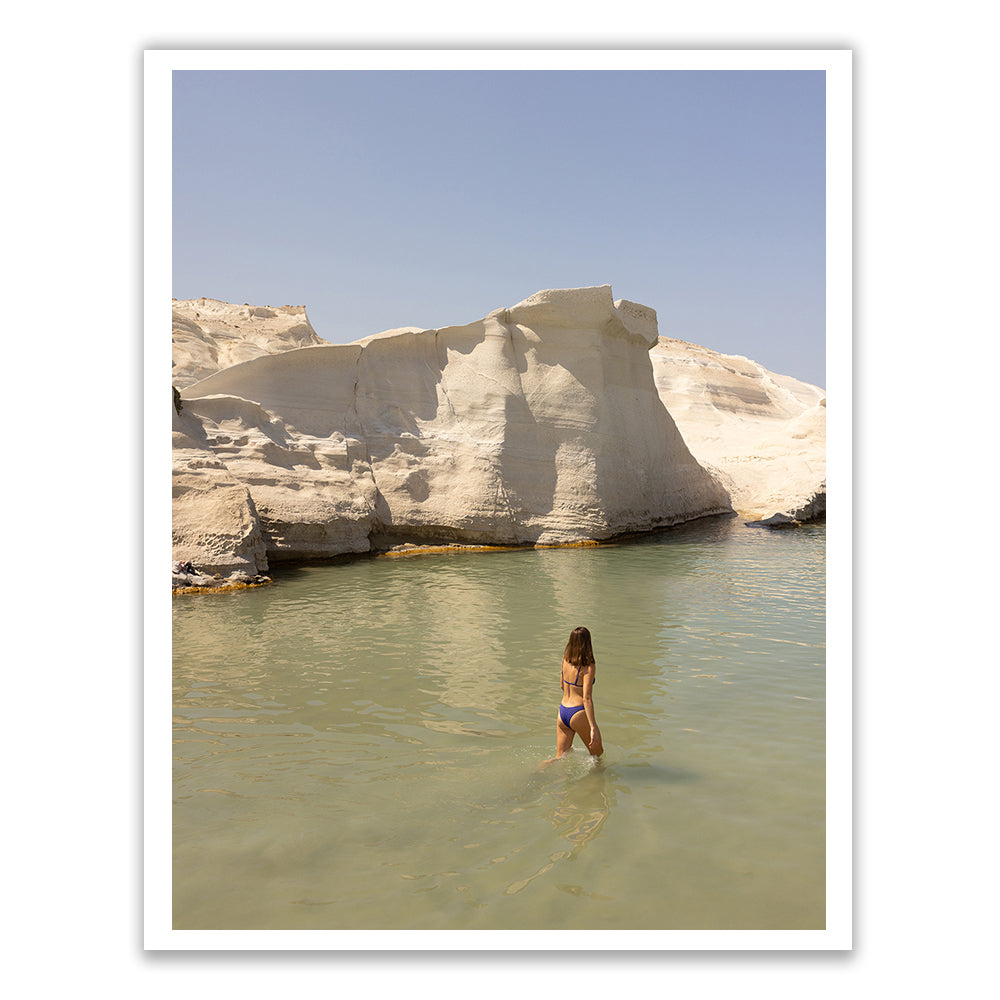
left=649, top=337, right=826, bottom=521
left=172, top=298, right=327, bottom=388
left=173, top=286, right=733, bottom=574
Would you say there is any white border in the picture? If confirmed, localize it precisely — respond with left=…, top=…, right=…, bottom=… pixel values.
left=145, top=48, right=851, bottom=951
left=823, top=49, right=853, bottom=952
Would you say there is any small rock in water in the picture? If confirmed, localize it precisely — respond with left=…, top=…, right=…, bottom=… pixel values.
left=746, top=512, right=801, bottom=528
left=172, top=563, right=271, bottom=592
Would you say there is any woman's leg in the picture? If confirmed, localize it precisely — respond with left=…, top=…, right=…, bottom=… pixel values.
left=554, top=716, right=575, bottom=758
left=570, top=710, right=602, bottom=757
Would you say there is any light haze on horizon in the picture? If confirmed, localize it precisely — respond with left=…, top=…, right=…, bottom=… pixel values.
left=173, top=69, right=827, bottom=389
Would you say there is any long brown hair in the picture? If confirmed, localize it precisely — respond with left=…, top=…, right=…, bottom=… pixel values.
left=563, top=626, right=595, bottom=667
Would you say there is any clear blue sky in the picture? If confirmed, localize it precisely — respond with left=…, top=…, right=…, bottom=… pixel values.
left=173, top=69, right=826, bottom=388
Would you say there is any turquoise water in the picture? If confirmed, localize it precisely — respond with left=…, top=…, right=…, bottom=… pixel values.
left=172, top=515, right=825, bottom=930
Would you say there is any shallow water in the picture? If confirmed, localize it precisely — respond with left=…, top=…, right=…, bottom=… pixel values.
left=172, top=515, right=825, bottom=930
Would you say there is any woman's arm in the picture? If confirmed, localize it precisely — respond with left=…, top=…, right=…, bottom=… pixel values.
left=581, top=667, right=601, bottom=752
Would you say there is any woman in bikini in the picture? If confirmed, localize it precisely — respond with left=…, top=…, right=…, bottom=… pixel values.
left=553, top=626, right=603, bottom=759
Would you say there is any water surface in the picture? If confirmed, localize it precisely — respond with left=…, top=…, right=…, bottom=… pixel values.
left=172, top=515, right=825, bottom=930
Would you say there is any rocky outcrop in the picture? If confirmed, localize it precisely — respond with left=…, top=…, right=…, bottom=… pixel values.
left=172, top=298, right=327, bottom=388
left=173, top=286, right=733, bottom=575
left=172, top=400, right=271, bottom=577
left=171, top=563, right=272, bottom=593
left=745, top=491, right=826, bottom=529
left=649, top=337, right=825, bottom=522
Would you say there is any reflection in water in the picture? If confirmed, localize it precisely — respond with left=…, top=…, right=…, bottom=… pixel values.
left=550, top=762, right=612, bottom=849
left=173, top=517, right=826, bottom=930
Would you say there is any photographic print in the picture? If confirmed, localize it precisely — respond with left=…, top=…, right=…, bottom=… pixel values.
left=147, top=49, right=851, bottom=949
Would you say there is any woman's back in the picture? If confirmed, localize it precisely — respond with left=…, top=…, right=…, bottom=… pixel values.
left=560, top=657, right=594, bottom=705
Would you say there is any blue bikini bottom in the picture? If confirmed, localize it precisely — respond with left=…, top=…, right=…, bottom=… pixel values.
left=559, top=703, right=585, bottom=728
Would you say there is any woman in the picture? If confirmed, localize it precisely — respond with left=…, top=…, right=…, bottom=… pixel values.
left=553, top=626, right=603, bottom=759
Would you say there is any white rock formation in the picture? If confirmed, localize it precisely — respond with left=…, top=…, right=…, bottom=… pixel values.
left=172, top=399, right=270, bottom=576
left=173, top=287, right=733, bottom=574
left=649, top=337, right=826, bottom=521
left=172, top=298, right=328, bottom=388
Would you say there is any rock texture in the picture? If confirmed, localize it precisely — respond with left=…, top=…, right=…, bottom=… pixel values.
left=173, top=286, right=733, bottom=575
left=171, top=396, right=273, bottom=580
left=649, top=337, right=826, bottom=522
left=172, top=298, right=327, bottom=388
